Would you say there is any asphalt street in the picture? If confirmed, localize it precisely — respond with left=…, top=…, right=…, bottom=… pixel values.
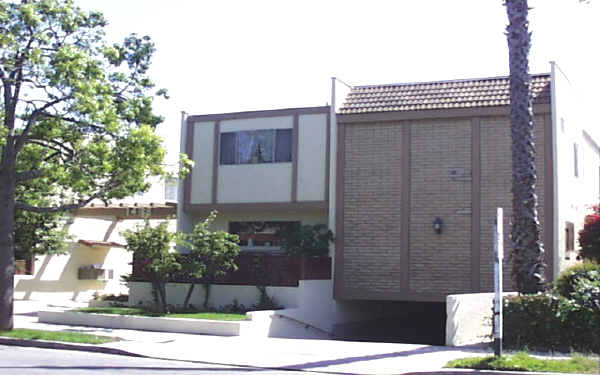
left=0, top=345, right=326, bottom=375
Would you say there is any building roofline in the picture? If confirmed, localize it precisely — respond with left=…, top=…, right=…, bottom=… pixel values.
left=187, top=106, right=330, bottom=122
left=351, top=72, right=551, bottom=90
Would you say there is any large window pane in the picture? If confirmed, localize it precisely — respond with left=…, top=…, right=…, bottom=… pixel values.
left=275, top=129, right=292, bottom=162
left=220, top=128, right=292, bottom=165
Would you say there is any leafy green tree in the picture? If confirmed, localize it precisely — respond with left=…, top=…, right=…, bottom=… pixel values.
left=0, top=0, right=169, bottom=329
left=180, top=211, right=240, bottom=309
left=123, top=221, right=180, bottom=314
left=505, top=0, right=547, bottom=294
left=279, top=223, right=333, bottom=257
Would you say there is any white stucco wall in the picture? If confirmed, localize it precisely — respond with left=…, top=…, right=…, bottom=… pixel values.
left=128, top=281, right=298, bottom=309
left=220, top=116, right=293, bottom=133
left=14, top=215, right=176, bottom=302
left=298, top=113, right=327, bottom=201
left=552, top=63, right=600, bottom=275
left=190, top=121, right=215, bottom=204
left=186, top=111, right=329, bottom=206
left=218, top=163, right=292, bottom=203
left=14, top=244, right=131, bottom=302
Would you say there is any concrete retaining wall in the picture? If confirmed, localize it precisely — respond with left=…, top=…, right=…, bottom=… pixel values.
left=446, top=292, right=517, bottom=346
left=39, top=310, right=243, bottom=336
left=128, top=282, right=298, bottom=309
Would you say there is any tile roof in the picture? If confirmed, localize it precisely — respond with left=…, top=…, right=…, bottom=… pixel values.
left=339, top=74, right=551, bottom=114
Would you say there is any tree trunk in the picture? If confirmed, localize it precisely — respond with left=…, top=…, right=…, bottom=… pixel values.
left=183, top=282, right=195, bottom=309
left=202, top=283, right=211, bottom=309
left=506, top=0, right=547, bottom=294
left=0, top=144, right=16, bottom=330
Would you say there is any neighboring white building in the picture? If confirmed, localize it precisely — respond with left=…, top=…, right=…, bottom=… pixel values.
left=14, top=176, right=177, bottom=303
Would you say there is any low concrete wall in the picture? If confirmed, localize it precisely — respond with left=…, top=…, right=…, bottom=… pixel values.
left=39, top=310, right=243, bottom=336
left=446, top=292, right=517, bottom=346
left=128, top=282, right=298, bottom=309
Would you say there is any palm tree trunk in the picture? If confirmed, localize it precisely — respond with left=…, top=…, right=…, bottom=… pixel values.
left=506, top=0, right=547, bottom=294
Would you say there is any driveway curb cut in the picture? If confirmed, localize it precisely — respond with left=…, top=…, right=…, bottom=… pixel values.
left=0, top=337, right=143, bottom=358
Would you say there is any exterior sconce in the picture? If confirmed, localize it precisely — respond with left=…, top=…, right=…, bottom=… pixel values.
left=433, top=217, right=443, bottom=234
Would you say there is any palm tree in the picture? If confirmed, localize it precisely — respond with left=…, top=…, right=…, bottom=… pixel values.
left=505, top=0, right=547, bottom=294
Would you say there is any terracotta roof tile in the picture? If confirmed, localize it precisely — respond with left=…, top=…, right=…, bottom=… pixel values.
left=339, top=74, right=551, bottom=114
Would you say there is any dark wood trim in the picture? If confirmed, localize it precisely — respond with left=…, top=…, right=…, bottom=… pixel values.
left=291, top=115, right=299, bottom=202
left=400, top=122, right=411, bottom=293
left=337, top=289, right=448, bottom=303
left=184, top=119, right=195, bottom=206
left=333, top=122, right=346, bottom=299
left=211, top=121, right=220, bottom=204
left=337, top=104, right=551, bottom=124
left=471, top=118, right=481, bottom=292
left=325, top=111, right=331, bottom=202
left=544, top=114, right=555, bottom=281
left=188, top=106, right=329, bottom=122
left=183, top=201, right=328, bottom=214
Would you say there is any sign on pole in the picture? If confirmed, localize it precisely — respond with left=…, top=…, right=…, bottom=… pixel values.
left=493, top=207, right=503, bottom=357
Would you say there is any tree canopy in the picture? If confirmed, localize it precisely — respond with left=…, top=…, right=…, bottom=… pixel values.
left=0, top=0, right=172, bottom=329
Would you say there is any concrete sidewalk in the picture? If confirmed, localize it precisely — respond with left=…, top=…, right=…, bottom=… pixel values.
left=11, top=300, right=493, bottom=374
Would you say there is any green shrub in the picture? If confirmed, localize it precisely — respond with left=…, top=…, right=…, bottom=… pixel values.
left=278, top=223, right=333, bottom=256
left=554, top=262, right=600, bottom=298
left=579, top=205, right=600, bottom=262
left=503, top=263, right=600, bottom=353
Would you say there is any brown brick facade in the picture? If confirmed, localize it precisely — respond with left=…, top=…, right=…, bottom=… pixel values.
left=341, top=123, right=404, bottom=294
left=409, top=119, right=472, bottom=294
left=336, top=111, right=551, bottom=301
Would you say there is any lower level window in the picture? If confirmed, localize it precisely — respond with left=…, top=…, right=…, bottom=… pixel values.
left=229, top=221, right=298, bottom=252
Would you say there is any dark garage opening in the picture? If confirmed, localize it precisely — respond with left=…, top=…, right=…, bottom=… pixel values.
left=333, top=301, right=446, bottom=345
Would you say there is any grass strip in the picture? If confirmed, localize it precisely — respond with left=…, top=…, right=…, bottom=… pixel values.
left=446, top=352, right=598, bottom=374
left=0, top=328, right=118, bottom=344
left=76, top=307, right=247, bottom=321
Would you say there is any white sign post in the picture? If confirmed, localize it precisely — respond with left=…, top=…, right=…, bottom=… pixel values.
left=493, top=207, right=503, bottom=357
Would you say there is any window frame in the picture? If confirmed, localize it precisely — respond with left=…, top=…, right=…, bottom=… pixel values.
left=219, top=128, right=292, bottom=166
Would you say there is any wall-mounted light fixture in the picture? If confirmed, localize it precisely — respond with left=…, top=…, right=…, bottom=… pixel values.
left=433, top=217, right=443, bottom=234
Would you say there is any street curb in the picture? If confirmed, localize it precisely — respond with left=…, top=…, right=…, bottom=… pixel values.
left=0, top=337, right=143, bottom=358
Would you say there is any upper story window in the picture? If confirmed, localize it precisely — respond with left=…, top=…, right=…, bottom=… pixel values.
left=220, top=129, right=292, bottom=165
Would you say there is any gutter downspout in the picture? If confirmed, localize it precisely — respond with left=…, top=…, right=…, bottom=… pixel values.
left=550, top=61, right=560, bottom=280
left=328, top=77, right=337, bottom=258
left=176, top=111, right=188, bottom=235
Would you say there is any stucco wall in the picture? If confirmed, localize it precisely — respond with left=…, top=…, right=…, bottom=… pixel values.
left=190, top=121, right=215, bottom=204
left=128, top=281, right=298, bottom=309
left=445, top=292, right=516, bottom=346
left=218, top=163, right=292, bottom=203
left=552, top=64, right=600, bottom=274
left=14, top=243, right=131, bottom=302
left=185, top=109, right=329, bottom=207
left=15, top=215, right=176, bottom=302
left=298, top=113, right=327, bottom=201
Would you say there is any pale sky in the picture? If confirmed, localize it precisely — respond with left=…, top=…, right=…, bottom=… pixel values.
left=76, top=0, right=600, bottom=163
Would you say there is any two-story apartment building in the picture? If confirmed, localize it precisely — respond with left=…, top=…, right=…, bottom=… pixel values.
left=179, top=62, right=600, bottom=342
left=178, top=106, right=330, bottom=251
